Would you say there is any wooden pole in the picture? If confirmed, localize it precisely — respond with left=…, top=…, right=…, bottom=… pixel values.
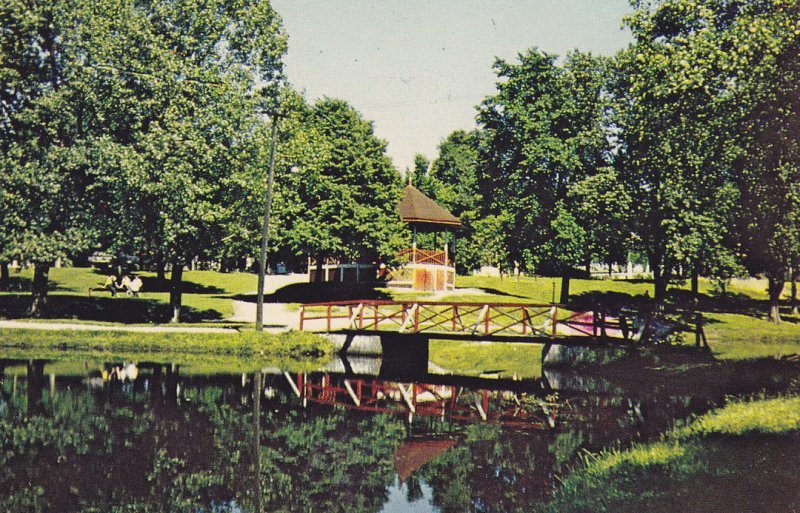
left=256, top=118, right=280, bottom=332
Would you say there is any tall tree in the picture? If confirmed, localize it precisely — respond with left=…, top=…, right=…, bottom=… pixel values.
left=272, top=98, right=407, bottom=276
left=568, top=166, right=632, bottom=275
left=408, top=153, right=435, bottom=196
left=477, top=49, right=611, bottom=301
left=0, top=0, right=125, bottom=314
left=427, top=130, right=485, bottom=272
left=94, top=0, right=287, bottom=322
left=731, top=1, right=800, bottom=322
left=616, top=0, right=799, bottom=320
left=612, top=0, right=746, bottom=307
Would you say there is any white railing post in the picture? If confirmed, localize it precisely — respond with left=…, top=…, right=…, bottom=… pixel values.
left=399, top=303, right=419, bottom=333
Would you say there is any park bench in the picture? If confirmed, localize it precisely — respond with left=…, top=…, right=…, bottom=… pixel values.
left=627, top=316, right=678, bottom=344
left=87, top=287, right=115, bottom=297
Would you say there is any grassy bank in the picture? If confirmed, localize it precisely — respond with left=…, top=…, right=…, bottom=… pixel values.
left=0, top=328, right=334, bottom=372
left=429, top=339, right=543, bottom=378
left=539, top=395, right=800, bottom=513
left=3, top=268, right=800, bottom=368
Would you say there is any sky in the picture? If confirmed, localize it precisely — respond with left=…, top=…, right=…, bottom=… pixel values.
left=271, top=0, right=634, bottom=172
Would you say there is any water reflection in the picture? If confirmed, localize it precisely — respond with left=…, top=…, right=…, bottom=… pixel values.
left=0, top=357, right=797, bottom=513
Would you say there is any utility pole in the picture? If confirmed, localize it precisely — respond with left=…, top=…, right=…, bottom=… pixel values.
left=255, top=117, right=280, bottom=332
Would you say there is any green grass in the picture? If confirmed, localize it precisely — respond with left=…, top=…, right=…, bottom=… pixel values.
left=4, top=268, right=800, bottom=366
left=674, top=396, right=800, bottom=437
left=1, top=267, right=259, bottom=321
left=455, top=275, right=655, bottom=303
left=429, top=339, right=543, bottom=378
left=0, top=328, right=333, bottom=371
left=703, top=312, right=800, bottom=360
left=540, top=395, right=800, bottom=513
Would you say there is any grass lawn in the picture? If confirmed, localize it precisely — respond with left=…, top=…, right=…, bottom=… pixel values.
left=2, top=267, right=800, bottom=369
left=538, top=395, right=800, bottom=513
left=0, top=328, right=333, bottom=372
left=429, top=339, right=543, bottom=378
left=0, top=267, right=260, bottom=322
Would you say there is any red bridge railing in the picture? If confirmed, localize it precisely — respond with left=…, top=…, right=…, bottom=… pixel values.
left=287, top=373, right=559, bottom=429
left=299, top=300, right=630, bottom=340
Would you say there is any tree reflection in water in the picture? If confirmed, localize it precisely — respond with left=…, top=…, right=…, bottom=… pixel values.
left=0, top=358, right=788, bottom=513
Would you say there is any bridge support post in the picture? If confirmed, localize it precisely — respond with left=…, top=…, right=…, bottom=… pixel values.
left=321, top=333, right=430, bottom=378
left=542, top=342, right=631, bottom=368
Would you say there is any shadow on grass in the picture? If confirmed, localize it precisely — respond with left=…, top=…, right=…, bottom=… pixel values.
left=0, top=276, right=33, bottom=292
left=478, top=287, right=531, bottom=300
left=232, top=282, right=392, bottom=304
left=570, top=288, right=784, bottom=319
left=0, top=294, right=222, bottom=323
left=569, top=290, right=650, bottom=312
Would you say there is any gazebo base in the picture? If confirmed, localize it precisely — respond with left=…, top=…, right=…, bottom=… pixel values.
left=308, top=263, right=377, bottom=284
left=385, top=263, right=455, bottom=292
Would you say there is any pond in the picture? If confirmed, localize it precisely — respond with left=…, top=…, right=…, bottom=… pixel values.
left=0, top=353, right=798, bottom=513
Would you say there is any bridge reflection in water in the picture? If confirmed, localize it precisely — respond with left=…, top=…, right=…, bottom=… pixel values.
left=285, top=371, right=559, bottom=429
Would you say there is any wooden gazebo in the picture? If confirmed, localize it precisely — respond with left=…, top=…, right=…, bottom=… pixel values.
left=389, top=185, right=461, bottom=291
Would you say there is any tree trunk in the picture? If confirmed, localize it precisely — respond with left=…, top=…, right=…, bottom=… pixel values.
left=691, top=269, right=699, bottom=306
left=767, top=274, right=784, bottom=324
left=651, top=258, right=668, bottom=308
left=169, top=262, right=184, bottom=323
left=690, top=268, right=704, bottom=347
left=791, top=268, right=798, bottom=315
left=315, top=256, right=323, bottom=284
left=29, top=263, right=51, bottom=317
left=0, top=262, right=8, bottom=290
left=155, top=252, right=166, bottom=281
left=559, top=271, right=571, bottom=305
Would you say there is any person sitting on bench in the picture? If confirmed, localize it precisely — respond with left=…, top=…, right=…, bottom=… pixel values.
left=103, top=274, right=121, bottom=297
left=127, top=275, right=143, bottom=297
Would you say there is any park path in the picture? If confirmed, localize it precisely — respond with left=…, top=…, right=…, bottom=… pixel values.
left=228, top=279, right=488, bottom=331
left=227, top=273, right=307, bottom=330
left=0, top=320, right=238, bottom=333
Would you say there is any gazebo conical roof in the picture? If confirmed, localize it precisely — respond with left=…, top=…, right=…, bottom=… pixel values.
left=397, top=185, right=461, bottom=229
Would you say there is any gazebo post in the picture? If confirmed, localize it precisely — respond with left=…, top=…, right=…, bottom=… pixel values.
left=444, top=235, right=449, bottom=268
left=412, top=224, right=417, bottom=264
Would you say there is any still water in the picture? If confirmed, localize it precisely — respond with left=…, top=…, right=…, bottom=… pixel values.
left=0, top=355, right=797, bottom=513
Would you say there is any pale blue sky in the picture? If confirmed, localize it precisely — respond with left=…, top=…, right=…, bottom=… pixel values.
left=272, top=0, right=634, bottom=172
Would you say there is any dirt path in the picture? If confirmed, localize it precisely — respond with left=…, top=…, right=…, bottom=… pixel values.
left=228, top=301, right=299, bottom=330
left=227, top=273, right=306, bottom=329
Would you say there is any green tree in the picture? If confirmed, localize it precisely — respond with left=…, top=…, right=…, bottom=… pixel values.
left=409, top=153, right=436, bottom=196
left=729, top=1, right=800, bottom=322
left=0, top=0, right=130, bottom=314
left=273, top=98, right=407, bottom=276
left=428, top=130, right=485, bottom=272
left=477, top=49, right=611, bottom=301
left=616, top=0, right=798, bottom=319
left=568, top=166, right=632, bottom=275
left=92, top=0, right=287, bottom=322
